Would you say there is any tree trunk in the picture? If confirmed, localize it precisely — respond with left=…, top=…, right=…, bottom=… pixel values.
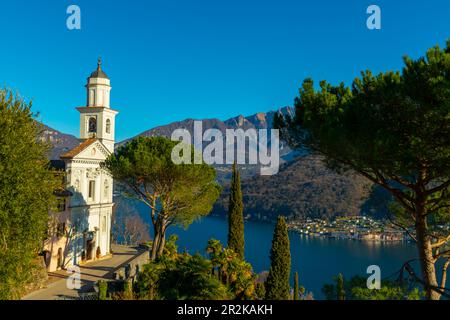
left=149, top=285, right=155, bottom=300
left=415, top=210, right=440, bottom=300
left=151, top=227, right=160, bottom=261
left=157, top=231, right=166, bottom=258
left=149, top=202, right=159, bottom=261
left=222, top=272, right=228, bottom=285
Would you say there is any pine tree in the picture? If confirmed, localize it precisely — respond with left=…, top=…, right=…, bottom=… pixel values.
left=104, top=136, right=221, bottom=260
left=275, top=42, right=450, bottom=300
left=337, top=273, right=346, bottom=300
left=265, top=216, right=291, bottom=300
left=227, top=162, right=244, bottom=259
left=293, top=271, right=299, bottom=300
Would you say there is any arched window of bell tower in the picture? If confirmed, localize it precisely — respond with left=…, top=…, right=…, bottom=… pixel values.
left=88, top=117, right=97, bottom=133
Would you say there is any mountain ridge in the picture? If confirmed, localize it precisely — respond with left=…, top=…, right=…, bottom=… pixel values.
left=117, top=106, right=296, bottom=182
left=118, top=106, right=294, bottom=146
left=45, top=107, right=386, bottom=221
left=39, top=123, right=80, bottom=160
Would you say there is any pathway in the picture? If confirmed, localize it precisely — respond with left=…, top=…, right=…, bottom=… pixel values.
left=22, top=244, right=146, bottom=300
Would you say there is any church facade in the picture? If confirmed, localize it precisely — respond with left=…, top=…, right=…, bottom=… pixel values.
left=43, top=60, right=118, bottom=272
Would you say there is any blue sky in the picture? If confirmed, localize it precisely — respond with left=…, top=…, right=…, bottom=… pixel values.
left=0, top=0, right=449, bottom=141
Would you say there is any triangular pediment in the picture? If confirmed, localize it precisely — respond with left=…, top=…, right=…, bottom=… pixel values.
left=61, top=138, right=111, bottom=161
left=73, top=140, right=110, bottom=160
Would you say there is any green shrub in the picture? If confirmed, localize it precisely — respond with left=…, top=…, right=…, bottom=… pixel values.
left=98, top=280, right=108, bottom=300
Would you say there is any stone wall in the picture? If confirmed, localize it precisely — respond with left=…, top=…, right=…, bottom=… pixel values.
left=112, top=248, right=149, bottom=282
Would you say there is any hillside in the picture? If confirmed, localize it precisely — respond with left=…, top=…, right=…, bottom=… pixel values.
left=45, top=108, right=389, bottom=221
left=213, top=155, right=374, bottom=222
left=118, top=107, right=298, bottom=182
left=116, top=108, right=386, bottom=221
left=39, top=124, right=79, bottom=160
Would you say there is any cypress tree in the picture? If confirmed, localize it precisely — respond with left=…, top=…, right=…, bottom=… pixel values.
left=227, top=162, right=244, bottom=259
left=337, top=273, right=346, bottom=300
left=293, top=271, right=299, bottom=300
left=265, top=216, right=291, bottom=300
left=255, top=282, right=266, bottom=300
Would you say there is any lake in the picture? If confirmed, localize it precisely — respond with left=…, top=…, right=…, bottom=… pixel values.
left=123, top=199, right=418, bottom=299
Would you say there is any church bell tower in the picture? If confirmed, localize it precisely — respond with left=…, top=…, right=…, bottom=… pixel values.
left=77, top=58, right=119, bottom=153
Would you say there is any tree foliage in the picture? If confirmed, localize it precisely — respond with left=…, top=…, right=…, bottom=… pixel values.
left=276, top=41, right=450, bottom=300
left=265, top=216, right=291, bottom=300
left=322, top=275, right=422, bottom=300
left=206, top=239, right=255, bottom=299
left=103, top=137, right=221, bottom=260
left=136, top=236, right=256, bottom=300
left=157, top=253, right=229, bottom=300
left=337, top=273, right=345, bottom=300
left=293, top=271, right=299, bottom=300
left=0, top=89, right=57, bottom=299
left=255, top=281, right=266, bottom=300
left=228, top=162, right=245, bottom=259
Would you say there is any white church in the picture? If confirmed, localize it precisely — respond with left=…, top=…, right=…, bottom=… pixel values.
left=43, top=59, right=118, bottom=272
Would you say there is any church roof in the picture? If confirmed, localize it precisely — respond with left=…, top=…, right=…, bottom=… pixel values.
left=89, top=58, right=109, bottom=80
left=60, top=138, right=98, bottom=159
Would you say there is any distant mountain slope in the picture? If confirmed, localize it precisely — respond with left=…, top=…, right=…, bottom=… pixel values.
left=119, top=107, right=293, bottom=144
left=39, top=124, right=79, bottom=160
left=118, top=107, right=297, bottom=182
left=45, top=107, right=389, bottom=221
left=213, top=155, right=373, bottom=222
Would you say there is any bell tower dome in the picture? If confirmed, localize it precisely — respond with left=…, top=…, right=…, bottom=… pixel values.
left=87, top=58, right=111, bottom=108
left=77, top=58, right=119, bottom=153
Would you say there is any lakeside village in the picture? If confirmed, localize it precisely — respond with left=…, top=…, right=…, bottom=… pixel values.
left=286, top=216, right=437, bottom=243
